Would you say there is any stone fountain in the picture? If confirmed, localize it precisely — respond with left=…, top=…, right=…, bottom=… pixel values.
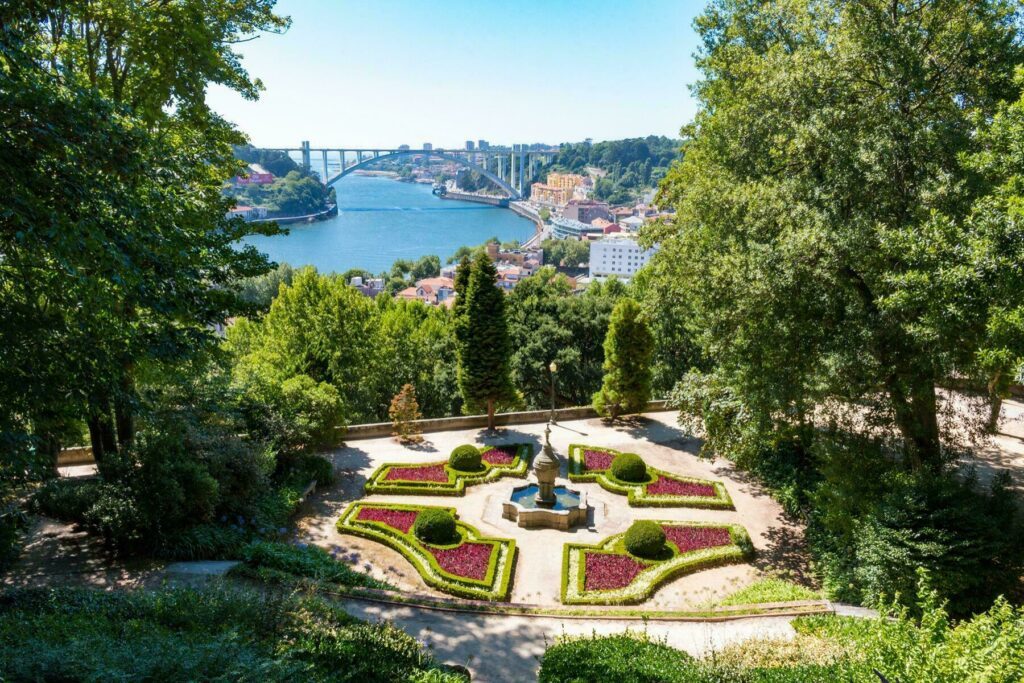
left=502, top=422, right=590, bottom=530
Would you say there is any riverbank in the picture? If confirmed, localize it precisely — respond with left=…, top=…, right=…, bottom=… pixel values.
left=250, top=203, right=337, bottom=226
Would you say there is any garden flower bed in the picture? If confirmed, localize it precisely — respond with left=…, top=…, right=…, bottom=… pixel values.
left=567, top=444, right=733, bottom=509
left=364, top=443, right=533, bottom=496
left=336, top=502, right=516, bottom=600
left=562, top=521, right=752, bottom=605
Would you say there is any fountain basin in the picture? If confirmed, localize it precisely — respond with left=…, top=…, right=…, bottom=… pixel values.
left=503, top=484, right=589, bottom=530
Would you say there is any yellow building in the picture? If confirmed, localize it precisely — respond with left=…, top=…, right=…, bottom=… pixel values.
left=530, top=172, right=586, bottom=207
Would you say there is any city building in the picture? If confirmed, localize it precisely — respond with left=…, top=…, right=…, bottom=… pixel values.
left=350, top=276, right=386, bottom=298
left=397, top=276, right=455, bottom=306
left=226, top=205, right=269, bottom=221
left=588, top=236, right=659, bottom=279
left=484, top=242, right=542, bottom=275
left=611, top=206, right=634, bottom=220
left=478, top=140, right=489, bottom=150
left=530, top=172, right=587, bottom=207
left=562, top=199, right=612, bottom=225
left=465, top=140, right=475, bottom=150
left=620, top=215, right=645, bottom=232
left=234, top=163, right=274, bottom=185
left=423, top=142, right=433, bottom=151
left=551, top=216, right=605, bottom=240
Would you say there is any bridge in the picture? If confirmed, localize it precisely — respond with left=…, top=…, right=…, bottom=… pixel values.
left=258, top=142, right=560, bottom=200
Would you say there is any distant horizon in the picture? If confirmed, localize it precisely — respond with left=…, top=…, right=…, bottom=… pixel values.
left=206, top=0, right=703, bottom=149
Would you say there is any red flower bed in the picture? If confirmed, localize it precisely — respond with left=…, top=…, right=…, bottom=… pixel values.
left=583, top=552, right=647, bottom=591
left=661, top=525, right=732, bottom=554
left=356, top=507, right=419, bottom=534
left=384, top=464, right=450, bottom=483
left=582, top=449, right=615, bottom=471
left=428, top=542, right=493, bottom=581
left=646, top=476, right=716, bottom=498
left=480, top=446, right=516, bottom=466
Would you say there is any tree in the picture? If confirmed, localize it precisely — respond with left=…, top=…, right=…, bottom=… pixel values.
left=650, top=0, right=1024, bottom=469
left=506, top=267, right=623, bottom=409
left=389, top=384, right=423, bottom=443
left=455, top=254, right=516, bottom=429
left=410, top=254, right=441, bottom=281
left=0, top=1, right=287, bottom=466
left=593, top=299, right=653, bottom=420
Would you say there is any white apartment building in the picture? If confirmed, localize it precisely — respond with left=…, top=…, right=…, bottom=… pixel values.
left=588, top=236, right=658, bottom=279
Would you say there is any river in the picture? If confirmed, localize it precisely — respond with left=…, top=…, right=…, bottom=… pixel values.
left=238, top=174, right=536, bottom=274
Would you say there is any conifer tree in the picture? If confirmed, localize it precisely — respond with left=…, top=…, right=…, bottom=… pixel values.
left=456, top=254, right=516, bottom=430
left=593, top=298, right=653, bottom=420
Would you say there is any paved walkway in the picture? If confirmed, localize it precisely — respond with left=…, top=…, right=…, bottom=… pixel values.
left=338, top=597, right=799, bottom=683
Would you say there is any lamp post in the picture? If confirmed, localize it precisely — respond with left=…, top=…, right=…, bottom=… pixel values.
left=548, top=361, right=558, bottom=423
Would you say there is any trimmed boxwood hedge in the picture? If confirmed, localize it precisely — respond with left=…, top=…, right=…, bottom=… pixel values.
left=413, top=509, right=458, bottom=544
left=561, top=522, right=753, bottom=605
left=624, top=520, right=667, bottom=559
left=568, top=444, right=734, bottom=509
left=336, top=502, right=516, bottom=601
left=611, top=453, right=648, bottom=483
left=364, top=443, right=533, bottom=496
left=448, top=445, right=483, bottom=472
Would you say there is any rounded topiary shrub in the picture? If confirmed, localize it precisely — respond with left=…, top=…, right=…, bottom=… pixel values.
left=624, top=520, right=666, bottom=559
left=610, top=453, right=647, bottom=483
left=412, top=509, right=458, bottom=544
left=449, top=444, right=483, bottom=472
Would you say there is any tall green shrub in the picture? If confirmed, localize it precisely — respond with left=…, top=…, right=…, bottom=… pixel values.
left=593, top=298, right=654, bottom=420
left=455, top=254, right=516, bottom=430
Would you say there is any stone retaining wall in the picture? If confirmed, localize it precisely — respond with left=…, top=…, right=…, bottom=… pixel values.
left=340, top=401, right=670, bottom=441
left=57, top=401, right=673, bottom=462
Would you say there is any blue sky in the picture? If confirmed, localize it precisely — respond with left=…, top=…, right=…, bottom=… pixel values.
left=206, top=0, right=704, bottom=148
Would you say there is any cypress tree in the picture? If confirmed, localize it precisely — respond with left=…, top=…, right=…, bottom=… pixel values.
left=456, top=254, right=516, bottom=430
left=593, top=298, right=653, bottom=420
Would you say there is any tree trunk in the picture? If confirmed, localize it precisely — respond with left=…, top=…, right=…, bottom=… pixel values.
left=87, top=415, right=107, bottom=464
left=487, top=400, right=495, bottom=431
left=888, top=376, right=942, bottom=471
left=87, top=401, right=118, bottom=466
left=114, top=397, right=134, bottom=451
left=986, top=370, right=1003, bottom=434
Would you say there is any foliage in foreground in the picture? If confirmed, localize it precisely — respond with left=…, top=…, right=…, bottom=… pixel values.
left=540, top=579, right=1024, bottom=682
left=0, top=586, right=464, bottom=683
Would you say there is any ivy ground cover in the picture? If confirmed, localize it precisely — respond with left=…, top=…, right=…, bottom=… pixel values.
left=363, top=443, right=533, bottom=496
left=561, top=522, right=752, bottom=605
left=336, top=502, right=516, bottom=600
left=568, top=444, right=733, bottom=509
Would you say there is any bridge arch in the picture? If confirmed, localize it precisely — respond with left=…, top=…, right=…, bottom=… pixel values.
left=324, top=150, right=521, bottom=199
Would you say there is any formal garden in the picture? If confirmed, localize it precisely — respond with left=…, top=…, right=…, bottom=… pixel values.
left=287, top=415, right=813, bottom=617
left=5, top=0, right=1024, bottom=680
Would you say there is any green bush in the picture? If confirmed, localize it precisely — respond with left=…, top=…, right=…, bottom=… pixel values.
left=237, top=540, right=392, bottom=590
left=32, top=478, right=102, bottom=521
left=539, top=633, right=697, bottom=683
left=0, top=585, right=458, bottom=682
left=623, top=520, right=667, bottom=559
left=718, top=578, right=821, bottom=606
left=611, top=453, right=647, bottom=483
left=412, top=509, right=458, bottom=545
left=448, top=444, right=482, bottom=472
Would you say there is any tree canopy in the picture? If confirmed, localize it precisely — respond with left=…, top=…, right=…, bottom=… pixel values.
left=650, top=0, right=1024, bottom=469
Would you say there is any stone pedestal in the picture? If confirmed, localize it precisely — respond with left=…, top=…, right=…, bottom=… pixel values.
left=532, top=422, right=560, bottom=506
